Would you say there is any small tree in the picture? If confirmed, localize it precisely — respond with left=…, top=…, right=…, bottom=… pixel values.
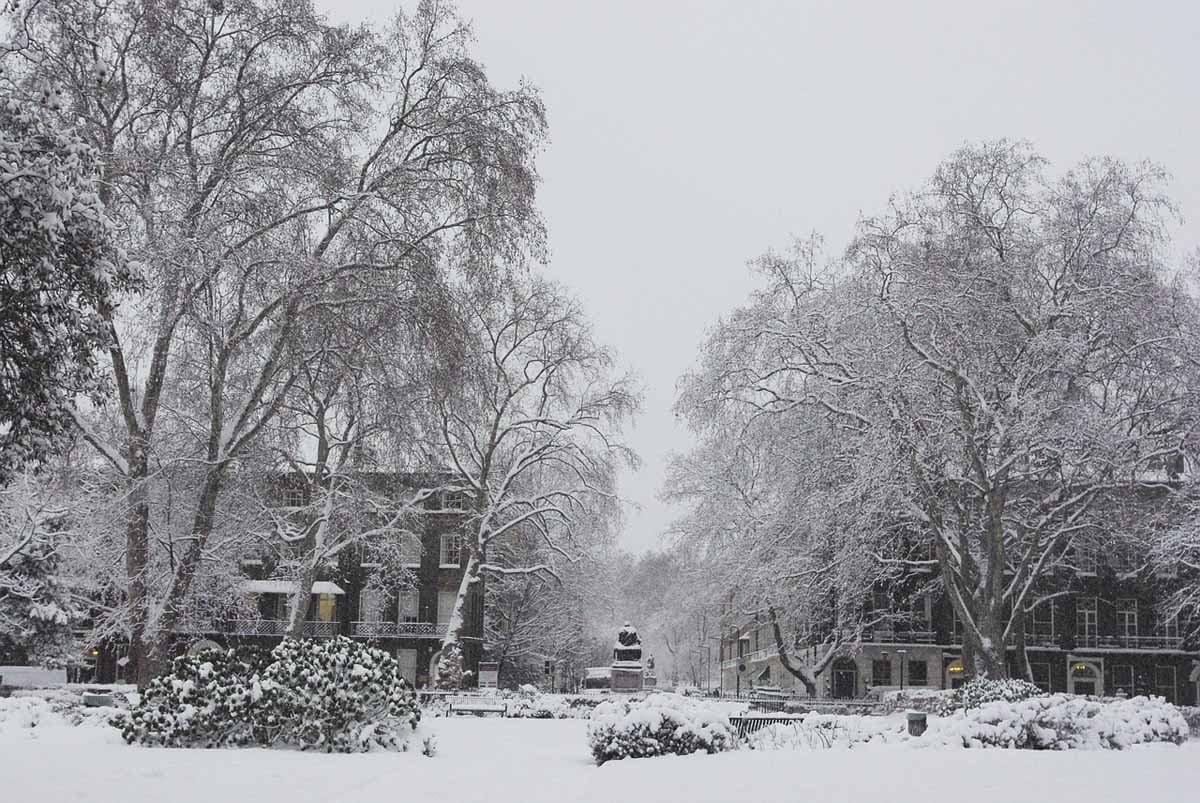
left=0, top=98, right=133, bottom=480
left=0, top=473, right=81, bottom=665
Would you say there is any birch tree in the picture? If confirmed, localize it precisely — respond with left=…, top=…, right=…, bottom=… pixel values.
left=3, top=0, right=546, bottom=683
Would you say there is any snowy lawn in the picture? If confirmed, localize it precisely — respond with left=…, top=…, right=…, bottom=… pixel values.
left=4, top=714, right=1199, bottom=803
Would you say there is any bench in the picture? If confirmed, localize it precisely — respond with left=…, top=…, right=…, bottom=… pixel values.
left=728, top=714, right=804, bottom=739
left=447, top=697, right=507, bottom=717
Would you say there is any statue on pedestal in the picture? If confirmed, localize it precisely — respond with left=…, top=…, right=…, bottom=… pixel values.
left=613, top=622, right=643, bottom=663
left=611, top=621, right=645, bottom=692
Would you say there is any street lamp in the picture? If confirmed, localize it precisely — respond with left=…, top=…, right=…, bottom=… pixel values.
left=897, top=649, right=907, bottom=692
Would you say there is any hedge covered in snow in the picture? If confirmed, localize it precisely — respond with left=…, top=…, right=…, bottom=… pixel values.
left=957, top=677, right=1045, bottom=709
left=746, top=713, right=905, bottom=750
left=121, top=638, right=426, bottom=753
left=930, top=694, right=1188, bottom=750
left=586, top=692, right=735, bottom=764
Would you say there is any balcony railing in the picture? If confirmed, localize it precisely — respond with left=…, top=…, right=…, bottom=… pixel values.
left=351, top=621, right=446, bottom=639
left=1074, top=634, right=1184, bottom=650
left=177, top=619, right=338, bottom=638
left=864, top=629, right=936, bottom=644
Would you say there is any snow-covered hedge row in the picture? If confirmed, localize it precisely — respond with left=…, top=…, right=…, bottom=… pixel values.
left=878, top=688, right=959, bottom=716
left=746, top=713, right=906, bottom=750
left=121, top=638, right=426, bottom=753
left=957, top=677, right=1045, bottom=709
left=930, top=694, right=1188, bottom=750
left=1, top=694, right=124, bottom=734
left=586, top=693, right=735, bottom=764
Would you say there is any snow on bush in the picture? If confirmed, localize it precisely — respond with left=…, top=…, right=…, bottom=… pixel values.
left=1179, top=706, right=1200, bottom=737
left=927, top=694, right=1188, bottom=750
left=745, top=713, right=906, bottom=750
left=586, top=692, right=735, bottom=764
left=879, top=688, right=959, bottom=716
left=957, top=677, right=1045, bottom=709
left=121, top=647, right=268, bottom=748
left=122, top=638, right=425, bottom=753
left=257, top=637, right=421, bottom=752
left=1, top=693, right=124, bottom=735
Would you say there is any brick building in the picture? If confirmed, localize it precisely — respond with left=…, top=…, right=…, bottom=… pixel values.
left=719, top=548, right=1200, bottom=705
left=102, top=472, right=486, bottom=687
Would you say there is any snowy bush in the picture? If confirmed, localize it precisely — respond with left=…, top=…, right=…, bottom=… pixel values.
left=1179, top=706, right=1200, bottom=737
left=120, top=647, right=268, bottom=748
left=121, top=639, right=424, bottom=753
left=256, top=637, right=421, bottom=752
left=586, top=692, right=735, bottom=764
left=745, top=713, right=905, bottom=750
left=879, top=688, right=959, bottom=716
left=957, top=677, right=1045, bottom=709
left=929, top=694, right=1188, bottom=749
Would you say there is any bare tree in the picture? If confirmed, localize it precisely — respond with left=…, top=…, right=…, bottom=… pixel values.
left=673, top=142, right=1200, bottom=681
left=429, top=277, right=639, bottom=687
left=4, top=0, right=546, bottom=682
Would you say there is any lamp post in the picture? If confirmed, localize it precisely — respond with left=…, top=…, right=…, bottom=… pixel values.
left=897, top=649, right=907, bottom=692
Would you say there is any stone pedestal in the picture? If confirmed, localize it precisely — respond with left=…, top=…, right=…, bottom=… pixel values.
left=611, top=622, right=645, bottom=693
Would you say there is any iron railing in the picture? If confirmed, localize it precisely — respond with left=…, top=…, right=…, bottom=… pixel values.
left=352, top=621, right=445, bottom=639
left=178, top=619, right=337, bottom=638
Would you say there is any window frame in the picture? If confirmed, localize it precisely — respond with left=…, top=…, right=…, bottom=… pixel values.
left=1112, top=664, right=1134, bottom=696
left=1117, top=599, right=1138, bottom=639
left=1075, top=597, right=1098, bottom=645
left=1155, top=665, right=1177, bottom=703
left=439, top=533, right=463, bottom=568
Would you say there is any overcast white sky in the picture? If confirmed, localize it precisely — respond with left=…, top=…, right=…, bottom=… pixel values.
left=319, top=0, right=1200, bottom=553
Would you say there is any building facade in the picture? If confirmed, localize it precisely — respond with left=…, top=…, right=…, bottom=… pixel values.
left=720, top=565, right=1200, bottom=705
left=107, top=474, right=486, bottom=687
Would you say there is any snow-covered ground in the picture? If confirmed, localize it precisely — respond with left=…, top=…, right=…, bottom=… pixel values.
left=4, top=711, right=1198, bottom=803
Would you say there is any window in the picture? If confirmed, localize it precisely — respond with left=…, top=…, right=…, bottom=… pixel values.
left=400, top=532, right=422, bottom=567
left=1026, top=601, right=1055, bottom=642
left=905, top=594, right=931, bottom=630
left=1075, top=597, right=1098, bottom=646
left=437, top=590, right=458, bottom=625
left=359, top=589, right=385, bottom=622
left=1030, top=662, right=1052, bottom=693
left=442, top=489, right=471, bottom=510
left=439, top=533, right=463, bottom=567
left=282, top=486, right=306, bottom=508
left=1155, top=665, right=1177, bottom=703
left=315, top=594, right=336, bottom=623
left=872, top=659, right=892, bottom=686
left=1073, top=543, right=1098, bottom=574
left=399, top=588, right=419, bottom=623
left=1112, top=664, right=1134, bottom=696
left=906, top=659, right=928, bottom=686
left=951, top=608, right=965, bottom=643
left=1156, top=614, right=1180, bottom=640
left=737, top=637, right=749, bottom=658
left=1117, top=599, right=1138, bottom=640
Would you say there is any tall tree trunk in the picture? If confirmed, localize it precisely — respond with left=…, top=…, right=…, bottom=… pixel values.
left=436, top=547, right=481, bottom=688
left=143, top=465, right=230, bottom=681
left=767, top=606, right=819, bottom=696
left=125, top=435, right=153, bottom=687
left=286, top=557, right=319, bottom=639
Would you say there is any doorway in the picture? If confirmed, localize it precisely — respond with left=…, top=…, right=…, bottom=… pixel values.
left=1068, top=659, right=1102, bottom=696
left=831, top=658, right=857, bottom=699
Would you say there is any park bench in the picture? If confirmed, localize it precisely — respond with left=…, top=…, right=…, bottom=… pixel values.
left=448, top=696, right=508, bottom=717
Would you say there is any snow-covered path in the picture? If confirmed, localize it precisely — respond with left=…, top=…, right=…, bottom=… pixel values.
left=4, top=716, right=1198, bottom=803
